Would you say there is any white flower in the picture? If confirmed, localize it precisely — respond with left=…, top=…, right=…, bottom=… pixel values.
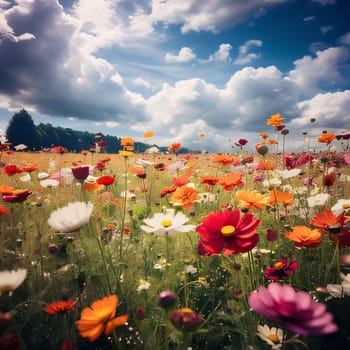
left=145, top=146, right=160, bottom=154
left=40, top=179, right=60, bottom=187
left=19, top=173, right=31, bottom=182
left=0, top=269, right=27, bottom=296
left=136, top=158, right=154, bottom=167
left=48, top=201, right=93, bottom=233
left=141, top=209, right=194, bottom=236
left=198, top=192, right=218, bottom=203
left=307, top=193, right=330, bottom=208
left=38, top=172, right=49, bottom=180
left=185, top=265, right=197, bottom=275
left=331, top=199, right=350, bottom=216
left=137, top=279, right=150, bottom=292
left=277, top=168, right=301, bottom=179
left=257, top=324, right=284, bottom=349
left=263, top=177, right=281, bottom=188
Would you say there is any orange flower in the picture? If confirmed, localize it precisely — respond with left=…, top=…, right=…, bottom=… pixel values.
left=21, top=165, right=38, bottom=173
left=44, top=299, right=76, bottom=314
left=269, top=189, right=294, bottom=206
left=199, top=175, right=219, bottom=186
left=318, top=133, right=336, bottom=143
left=143, top=130, right=154, bottom=138
left=235, top=190, right=270, bottom=210
left=120, top=137, right=135, bottom=151
left=198, top=132, right=206, bottom=138
left=259, top=132, right=269, bottom=139
left=168, top=142, right=182, bottom=153
left=0, top=204, right=10, bottom=215
left=83, top=181, right=104, bottom=193
left=311, top=208, right=344, bottom=233
left=77, top=295, right=128, bottom=343
left=257, top=161, right=275, bottom=170
left=170, top=186, right=201, bottom=208
left=81, top=150, right=90, bottom=156
left=0, top=185, right=14, bottom=193
left=213, top=154, right=233, bottom=165
left=286, top=226, right=322, bottom=247
left=266, top=113, right=285, bottom=127
left=171, top=174, right=190, bottom=187
left=218, top=172, right=244, bottom=191
left=129, top=165, right=145, bottom=176
left=267, top=139, right=278, bottom=145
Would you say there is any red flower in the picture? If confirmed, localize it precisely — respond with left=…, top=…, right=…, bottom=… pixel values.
left=161, top=186, right=177, bottom=197
left=96, top=175, right=115, bottom=186
left=2, top=189, right=32, bottom=203
left=0, top=205, right=10, bottom=215
left=196, top=209, right=260, bottom=256
left=199, top=175, right=219, bottom=186
left=264, top=258, right=299, bottom=280
left=44, top=299, right=76, bottom=314
left=324, top=173, right=336, bottom=187
left=51, top=146, right=68, bottom=154
left=171, top=174, right=190, bottom=187
left=95, top=162, right=105, bottom=171
left=71, top=166, right=90, bottom=181
left=3, top=165, right=22, bottom=176
left=234, top=139, right=248, bottom=147
left=170, top=308, right=204, bottom=332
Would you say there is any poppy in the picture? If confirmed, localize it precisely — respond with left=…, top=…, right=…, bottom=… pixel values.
left=318, top=133, right=336, bottom=143
left=171, top=174, right=190, bottom=187
left=76, top=295, right=128, bottom=342
left=235, top=139, right=248, bottom=147
left=170, top=186, right=201, bottom=208
left=286, top=226, right=322, bottom=248
left=3, top=164, right=22, bottom=176
left=199, top=175, right=219, bottom=186
left=168, top=142, right=181, bottom=153
left=71, top=165, right=90, bottom=181
left=266, top=113, right=285, bottom=127
left=2, top=189, right=32, bottom=203
left=161, top=186, right=177, bottom=197
left=96, top=175, right=115, bottom=186
left=44, top=300, right=76, bottom=314
left=51, top=146, right=68, bottom=153
left=21, top=165, right=38, bottom=173
left=218, top=172, right=244, bottom=191
left=196, top=209, right=261, bottom=256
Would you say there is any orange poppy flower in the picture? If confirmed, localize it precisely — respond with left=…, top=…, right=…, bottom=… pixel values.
left=269, top=189, right=294, bottom=206
left=161, top=186, right=177, bottom=197
left=235, top=189, right=270, bottom=210
left=213, top=154, right=233, bottom=165
left=171, top=174, right=190, bottom=187
left=199, top=175, right=219, bottom=186
left=120, top=137, right=135, bottom=151
left=44, top=299, right=76, bottom=314
left=168, top=142, right=182, bottom=153
left=76, top=295, right=128, bottom=343
left=129, top=165, right=145, bottom=176
left=21, top=165, right=38, bottom=173
left=143, top=130, right=154, bottom=138
left=286, top=226, right=323, bottom=247
left=170, top=186, right=201, bottom=208
left=318, top=133, right=336, bottom=143
left=218, top=172, right=244, bottom=191
left=266, top=113, right=285, bottom=127
left=0, top=204, right=10, bottom=215
left=267, top=139, right=278, bottom=145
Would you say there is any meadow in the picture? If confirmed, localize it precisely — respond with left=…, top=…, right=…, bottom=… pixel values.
left=1, top=122, right=350, bottom=349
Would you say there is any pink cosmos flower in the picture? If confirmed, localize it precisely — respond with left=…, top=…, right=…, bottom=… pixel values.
left=248, top=282, right=338, bottom=336
left=264, top=258, right=299, bottom=280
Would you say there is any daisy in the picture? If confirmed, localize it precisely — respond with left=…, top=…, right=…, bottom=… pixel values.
left=276, top=168, right=301, bottom=179
left=47, top=201, right=93, bottom=233
left=257, top=324, right=284, bottom=349
left=307, top=193, right=330, bottom=208
left=141, top=208, right=194, bottom=236
left=331, top=199, right=350, bottom=216
left=0, top=269, right=27, bottom=296
left=136, top=279, right=151, bottom=292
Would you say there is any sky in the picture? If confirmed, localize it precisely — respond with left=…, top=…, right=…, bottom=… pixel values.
left=0, top=0, right=349, bottom=153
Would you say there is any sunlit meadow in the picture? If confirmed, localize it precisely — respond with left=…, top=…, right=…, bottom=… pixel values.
left=1, top=115, right=350, bottom=349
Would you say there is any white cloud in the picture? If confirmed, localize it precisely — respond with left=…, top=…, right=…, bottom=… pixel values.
left=340, top=32, right=350, bottom=45
left=304, top=16, right=315, bottom=22
left=105, top=121, right=119, bottom=128
left=234, top=39, right=262, bottom=65
left=320, top=26, right=333, bottom=34
left=209, top=43, right=232, bottom=62
left=133, top=78, right=152, bottom=89
left=165, top=47, right=196, bottom=63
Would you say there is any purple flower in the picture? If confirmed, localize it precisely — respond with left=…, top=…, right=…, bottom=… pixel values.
left=170, top=308, right=204, bottom=332
left=159, top=290, right=177, bottom=309
left=248, top=282, right=338, bottom=336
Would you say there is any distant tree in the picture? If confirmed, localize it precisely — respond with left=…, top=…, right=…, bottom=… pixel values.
left=6, top=109, right=40, bottom=150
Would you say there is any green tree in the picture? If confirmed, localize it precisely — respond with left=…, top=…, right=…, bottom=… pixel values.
left=6, top=109, right=40, bottom=150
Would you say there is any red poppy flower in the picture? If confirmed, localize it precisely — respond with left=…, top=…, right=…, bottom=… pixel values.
left=234, top=139, right=248, bottom=147
left=96, top=175, right=115, bottom=186
left=199, top=175, right=219, bottom=186
left=71, top=166, right=90, bottom=181
left=2, top=189, right=32, bottom=203
left=264, top=258, right=299, bottom=280
left=51, top=146, right=68, bottom=153
left=3, top=164, right=22, bottom=176
left=196, top=209, right=261, bottom=256
left=21, top=165, right=38, bottom=173
left=44, top=299, right=76, bottom=314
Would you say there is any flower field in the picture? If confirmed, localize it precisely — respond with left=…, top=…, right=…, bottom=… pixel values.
left=1, top=121, right=350, bottom=349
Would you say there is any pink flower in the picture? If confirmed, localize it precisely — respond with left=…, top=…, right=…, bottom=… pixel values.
left=248, top=282, right=338, bottom=336
left=264, top=258, right=298, bottom=280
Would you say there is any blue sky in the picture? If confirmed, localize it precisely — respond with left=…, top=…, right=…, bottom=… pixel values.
left=0, top=0, right=349, bottom=152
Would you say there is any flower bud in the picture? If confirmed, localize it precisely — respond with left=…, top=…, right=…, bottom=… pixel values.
left=170, top=308, right=204, bottom=332
left=159, top=290, right=177, bottom=309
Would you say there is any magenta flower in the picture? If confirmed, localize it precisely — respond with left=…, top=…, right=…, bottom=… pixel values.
left=264, top=258, right=298, bottom=280
left=248, top=282, right=338, bottom=336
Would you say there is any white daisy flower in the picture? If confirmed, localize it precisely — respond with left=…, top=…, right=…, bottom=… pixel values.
left=331, top=199, right=350, bottom=216
left=40, top=179, right=60, bottom=188
left=47, top=201, right=93, bottom=233
left=276, top=168, right=301, bottom=179
left=307, top=193, right=330, bottom=208
left=140, top=209, right=194, bottom=236
left=257, top=324, right=284, bottom=349
left=136, top=279, right=150, bottom=292
left=0, top=269, right=27, bottom=296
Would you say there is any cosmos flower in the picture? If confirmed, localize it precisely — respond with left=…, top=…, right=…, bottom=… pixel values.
left=311, top=208, right=344, bottom=234
left=199, top=175, right=219, bottom=186
left=170, top=186, right=201, bottom=208
left=307, top=193, right=330, bottom=208
left=269, top=189, right=293, bottom=206
left=171, top=174, right=190, bottom=187
left=264, top=258, right=299, bottom=280
left=331, top=199, right=350, bottom=216
left=286, top=226, right=322, bottom=248
left=196, top=209, right=260, bottom=256
left=2, top=189, right=32, bottom=203
left=266, top=113, right=285, bottom=127
left=44, top=300, right=76, bottom=314
left=71, top=165, right=90, bottom=181
left=276, top=168, right=301, bottom=179
left=213, top=153, right=233, bottom=165
left=318, top=132, right=336, bottom=143
left=235, top=189, right=270, bottom=210
left=47, top=201, right=93, bottom=233
left=0, top=269, right=27, bottom=296
left=76, top=295, right=128, bottom=343
left=248, top=282, right=338, bottom=336
left=257, top=325, right=284, bottom=350
left=218, top=172, right=244, bottom=191
left=170, top=308, right=204, bottom=332
left=140, top=208, right=194, bottom=236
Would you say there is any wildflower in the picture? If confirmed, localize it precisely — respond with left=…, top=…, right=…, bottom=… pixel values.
left=311, top=208, right=344, bottom=234
left=47, top=202, right=93, bottom=233
left=196, top=209, right=260, bottom=256
left=266, top=113, right=285, bottom=127
left=171, top=174, right=190, bottom=187
left=119, top=150, right=134, bottom=157
left=146, top=146, right=160, bottom=154
left=170, top=308, right=204, bottom=332
left=48, top=244, right=59, bottom=254
left=260, top=132, right=269, bottom=139
left=266, top=229, right=278, bottom=242
left=137, top=279, right=151, bottom=292
left=218, top=172, right=244, bottom=191
left=40, top=179, right=60, bottom=188
left=331, top=199, right=350, bottom=216
left=3, top=164, right=22, bottom=176
left=255, top=143, right=269, bottom=155
left=0, top=204, right=10, bottom=215
left=44, top=300, right=76, bottom=314
left=71, top=165, right=90, bottom=181
left=257, top=325, right=284, bottom=349
left=264, top=258, right=299, bottom=280
left=136, top=158, right=154, bottom=167
left=168, top=142, right=181, bottom=153
left=51, top=146, right=68, bottom=153
left=318, top=133, right=336, bottom=143
left=120, top=137, right=135, bottom=151
left=213, top=153, right=233, bottom=165
left=198, top=132, right=206, bottom=138
left=96, top=175, right=115, bottom=186
left=248, top=282, right=338, bottom=336
left=21, top=165, right=38, bottom=173
left=0, top=269, right=27, bottom=296
left=159, top=290, right=177, bottom=309
left=307, top=193, right=329, bottom=208
left=324, top=173, right=336, bottom=187
left=166, top=160, right=187, bottom=173
left=286, top=226, right=322, bottom=247
left=143, top=130, right=154, bottom=138
left=161, top=186, right=177, bottom=197
left=257, top=161, right=275, bottom=171
left=170, top=186, right=201, bottom=208
left=2, top=189, right=32, bottom=203
left=76, top=295, right=128, bottom=342
left=0, top=185, right=14, bottom=193
left=235, top=139, right=248, bottom=148
left=269, top=189, right=293, bottom=206
left=140, top=208, right=194, bottom=236
left=276, top=168, right=301, bottom=179
left=83, top=179, right=104, bottom=192
left=235, top=189, right=270, bottom=210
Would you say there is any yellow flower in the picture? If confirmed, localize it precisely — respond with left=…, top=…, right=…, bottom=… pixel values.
left=143, top=130, right=154, bottom=138
left=266, top=113, right=285, bottom=126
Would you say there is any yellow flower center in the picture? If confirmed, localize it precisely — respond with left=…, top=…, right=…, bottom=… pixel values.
left=274, top=261, right=284, bottom=270
left=342, top=204, right=350, bottom=209
left=221, top=225, right=236, bottom=237
left=180, top=307, right=193, bottom=313
left=267, top=334, right=280, bottom=344
left=161, top=219, right=172, bottom=228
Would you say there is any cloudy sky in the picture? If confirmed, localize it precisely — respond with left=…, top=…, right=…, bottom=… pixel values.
left=0, top=0, right=349, bottom=152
